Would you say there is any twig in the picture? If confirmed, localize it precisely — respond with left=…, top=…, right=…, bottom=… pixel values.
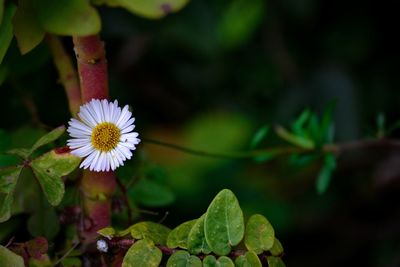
left=116, top=177, right=133, bottom=224
left=52, top=241, right=80, bottom=267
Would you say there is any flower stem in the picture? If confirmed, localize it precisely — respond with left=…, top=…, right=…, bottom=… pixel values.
left=73, top=35, right=109, bottom=101
left=72, top=35, right=115, bottom=244
left=47, top=35, right=81, bottom=116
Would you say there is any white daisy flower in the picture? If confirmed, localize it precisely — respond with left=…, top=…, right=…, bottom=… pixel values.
left=67, top=99, right=140, bottom=172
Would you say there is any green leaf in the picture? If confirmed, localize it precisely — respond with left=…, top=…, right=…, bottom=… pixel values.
left=129, top=179, right=175, bottom=207
left=203, top=255, right=234, bottom=267
left=12, top=0, right=45, bottom=54
left=31, top=149, right=81, bottom=206
left=27, top=199, right=60, bottom=239
left=316, top=153, right=336, bottom=195
left=275, top=125, right=315, bottom=149
left=34, top=0, right=101, bottom=35
left=166, top=251, right=202, bottom=267
left=245, top=214, right=275, bottom=254
left=61, top=257, right=82, bottom=267
left=0, top=166, right=22, bottom=222
left=167, top=219, right=196, bottom=249
left=103, top=0, right=189, bottom=19
left=0, top=4, right=16, bottom=64
left=30, top=126, right=66, bottom=155
left=122, top=239, right=162, bottom=267
left=0, top=0, right=4, bottom=23
left=235, top=251, right=262, bottom=267
left=204, top=189, right=244, bottom=256
left=130, top=221, right=171, bottom=245
left=250, top=125, right=269, bottom=149
left=7, top=148, right=30, bottom=160
left=291, top=109, right=311, bottom=136
left=217, top=0, right=265, bottom=49
left=97, top=227, right=116, bottom=239
left=0, top=245, right=24, bottom=267
left=267, top=256, right=286, bottom=267
left=269, top=238, right=284, bottom=256
left=187, top=214, right=211, bottom=254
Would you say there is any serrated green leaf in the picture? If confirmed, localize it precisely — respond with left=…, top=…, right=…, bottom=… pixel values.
left=97, top=227, right=116, bottom=239
left=27, top=199, right=60, bottom=239
left=30, top=126, right=65, bottom=155
left=245, top=214, right=275, bottom=254
left=217, top=0, right=265, bottom=49
left=0, top=245, right=24, bottom=267
left=122, top=239, right=162, bottom=267
left=235, top=251, right=262, bottom=267
left=203, top=255, right=234, bottom=267
left=250, top=125, right=269, bottom=149
left=316, top=153, right=336, bottom=195
left=267, top=256, right=286, bottom=267
left=34, top=0, right=101, bottom=35
left=31, top=149, right=80, bottom=206
left=12, top=0, right=45, bottom=54
left=0, top=4, right=16, bottom=64
left=204, top=189, right=244, bottom=256
left=166, top=251, right=202, bottom=267
left=269, top=238, right=284, bottom=256
left=103, top=0, right=189, bottom=19
left=0, top=166, right=22, bottom=222
left=167, top=219, right=196, bottom=249
left=129, top=179, right=175, bottom=207
left=130, top=221, right=171, bottom=245
left=187, top=214, right=211, bottom=254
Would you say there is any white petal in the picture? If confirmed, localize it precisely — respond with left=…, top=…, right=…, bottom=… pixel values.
left=89, top=151, right=101, bottom=171
left=69, top=119, right=92, bottom=134
left=78, top=106, right=97, bottom=128
left=71, top=144, right=94, bottom=157
left=116, top=105, right=131, bottom=128
left=102, top=99, right=110, bottom=122
left=120, top=117, right=135, bottom=131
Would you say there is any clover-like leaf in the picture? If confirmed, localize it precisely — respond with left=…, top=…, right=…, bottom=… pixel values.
left=235, top=251, right=262, bottom=267
left=204, top=189, right=244, bottom=256
left=101, top=0, right=189, bottom=19
left=0, top=245, right=24, bottom=267
left=269, top=238, right=284, bottom=256
left=12, top=0, right=45, bottom=54
left=34, top=0, right=101, bottom=35
left=0, top=166, right=23, bottom=222
left=166, top=251, right=202, bottom=267
left=187, top=214, right=211, bottom=254
left=203, top=255, right=235, bottom=267
left=245, top=214, right=275, bottom=254
left=27, top=201, right=60, bottom=240
left=122, top=239, right=162, bottom=267
left=97, top=227, right=116, bottom=240
left=267, top=256, right=286, bottom=267
left=130, top=221, right=171, bottom=245
left=31, top=149, right=80, bottom=206
left=167, top=219, right=196, bottom=249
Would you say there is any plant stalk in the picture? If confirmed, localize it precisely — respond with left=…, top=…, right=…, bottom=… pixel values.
left=73, top=35, right=115, bottom=244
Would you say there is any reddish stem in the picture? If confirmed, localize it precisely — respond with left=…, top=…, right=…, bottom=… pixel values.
left=72, top=35, right=115, bottom=244
left=73, top=35, right=109, bottom=102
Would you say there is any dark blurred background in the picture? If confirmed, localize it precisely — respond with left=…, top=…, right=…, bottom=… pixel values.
left=1, top=0, right=400, bottom=266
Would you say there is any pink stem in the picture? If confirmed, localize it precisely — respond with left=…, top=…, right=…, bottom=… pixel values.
left=73, top=35, right=115, bottom=244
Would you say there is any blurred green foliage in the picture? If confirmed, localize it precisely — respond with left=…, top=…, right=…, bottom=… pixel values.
left=1, top=0, right=400, bottom=266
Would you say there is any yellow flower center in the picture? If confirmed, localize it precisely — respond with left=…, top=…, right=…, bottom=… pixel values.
left=91, top=122, right=121, bottom=152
